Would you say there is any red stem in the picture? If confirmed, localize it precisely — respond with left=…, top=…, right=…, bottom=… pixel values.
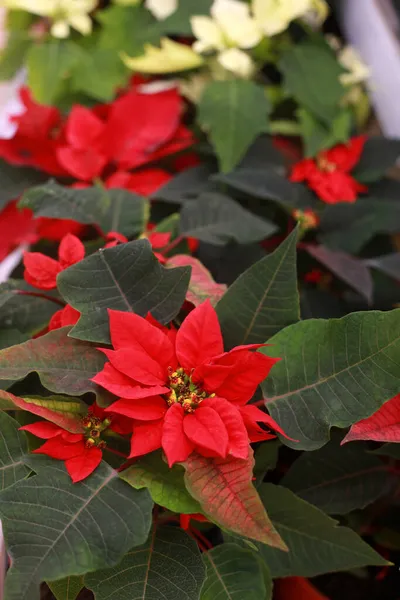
left=190, top=527, right=213, bottom=550
left=106, top=447, right=129, bottom=459
left=161, top=235, right=184, bottom=256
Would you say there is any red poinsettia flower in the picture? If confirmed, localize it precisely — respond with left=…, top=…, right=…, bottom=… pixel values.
left=0, top=87, right=67, bottom=176
left=342, top=393, right=400, bottom=444
left=0, top=200, right=38, bottom=261
left=93, top=301, right=287, bottom=467
left=48, top=304, right=80, bottom=331
left=23, top=233, right=85, bottom=289
left=105, top=169, right=172, bottom=196
left=289, top=136, right=367, bottom=204
left=20, top=404, right=128, bottom=482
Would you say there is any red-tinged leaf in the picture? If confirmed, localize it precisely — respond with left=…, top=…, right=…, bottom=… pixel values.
left=0, top=390, right=84, bottom=433
left=274, top=577, right=329, bottom=600
left=65, top=447, right=103, bottom=483
left=342, top=394, right=400, bottom=443
left=167, top=255, right=227, bottom=307
left=58, top=233, right=85, bottom=268
left=0, top=327, right=110, bottom=403
left=182, top=450, right=287, bottom=549
left=175, top=300, right=224, bottom=371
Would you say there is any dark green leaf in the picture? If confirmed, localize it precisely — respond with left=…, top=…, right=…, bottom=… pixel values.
left=0, top=327, right=110, bottom=402
left=86, top=525, right=205, bottom=600
left=216, top=228, right=299, bottom=348
left=151, top=165, right=215, bottom=204
left=319, top=197, right=400, bottom=254
left=256, top=484, right=387, bottom=577
left=121, top=451, right=202, bottom=514
left=0, top=456, right=153, bottom=600
left=212, top=168, right=308, bottom=207
left=58, top=239, right=190, bottom=343
left=279, top=41, right=345, bottom=125
left=201, top=543, right=272, bottom=600
left=0, top=280, right=58, bottom=336
left=20, top=181, right=149, bottom=238
left=0, top=329, right=29, bottom=390
left=353, top=137, right=400, bottom=183
left=297, top=106, right=352, bottom=157
left=180, top=192, right=277, bottom=246
left=0, top=162, right=48, bottom=210
left=367, top=253, right=400, bottom=281
left=47, top=577, right=84, bottom=600
left=198, top=80, right=271, bottom=172
left=373, top=443, right=400, bottom=460
left=238, top=136, right=286, bottom=170
left=254, top=440, right=280, bottom=488
left=282, top=435, right=395, bottom=514
left=305, top=244, right=373, bottom=304
left=262, top=309, right=400, bottom=450
left=0, top=30, right=31, bottom=80
left=0, top=411, right=30, bottom=490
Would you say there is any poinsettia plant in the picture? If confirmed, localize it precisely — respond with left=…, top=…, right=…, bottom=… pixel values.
left=0, top=2, right=399, bottom=600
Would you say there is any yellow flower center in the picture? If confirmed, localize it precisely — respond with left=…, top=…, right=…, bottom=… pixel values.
left=166, top=367, right=213, bottom=413
left=81, top=415, right=110, bottom=449
left=317, top=155, right=336, bottom=173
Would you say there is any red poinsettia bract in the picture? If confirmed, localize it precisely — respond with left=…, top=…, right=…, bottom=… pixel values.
left=289, top=136, right=367, bottom=204
left=20, top=404, right=129, bottom=482
left=93, top=300, right=286, bottom=467
left=23, top=233, right=84, bottom=289
left=342, top=393, right=400, bottom=443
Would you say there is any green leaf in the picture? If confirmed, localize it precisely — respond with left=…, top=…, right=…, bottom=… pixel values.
left=0, top=456, right=153, bottom=600
left=261, top=310, right=400, bottom=450
left=180, top=192, right=277, bottom=246
left=20, top=181, right=149, bottom=238
left=198, top=80, right=271, bottom=172
left=58, top=239, right=190, bottom=344
left=254, top=440, right=280, bottom=488
left=201, top=543, right=272, bottom=600
left=97, top=4, right=160, bottom=55
left=319, top=197, right=400, bottom=254
left=212, top=168, right=308, bottom=208
left=297, top=107, right=352, bottom=157
left=159, top=0, right=213, bottom=35
left=281, top=435, right=395, bottom=514
left=70, top=47, right=128, bottom=102
left=0, top=30, right=31, bottom=81
left=47, top=576, right=84, bottom=600
left=0, top=411, right=30, bottom=490
left=353, top=137, right=400, bottom=183
left=367, top=253, right=400, bottom=282
left=121, top=451, right=202, bottom=514
left=151, top=165, right=215, bottom=204
left=0, top=162, right=48, bottom=211
left=279, top=41, right=345, bottom=126
left=183, top=451, right=286, bottom=550
left=0, top=279, right=58, bottom=336
left=85, top=525, right=206, bottom=600
left=216, top=228, right=299, bottom=349
left=255, top=484, right=388, bottom=577
left=26, top=41, right=81, bottom=105
left=0, top=327, right=110, bottom=403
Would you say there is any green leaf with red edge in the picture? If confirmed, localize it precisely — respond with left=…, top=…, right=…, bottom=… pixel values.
left=182, top=450, right=287, bottom=550
left=216, top=227, right=299, bottom=349
left=0, top=327, right=112, bottom=404
left=0, top=390, right=85, bottom=432
left=120, top=451, right=202, bottom=515
left=167, top=255, right=227, bottom=307
left=0, top=411, right=30, bottom=491
left=57, top=239, right=191, bottom=344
